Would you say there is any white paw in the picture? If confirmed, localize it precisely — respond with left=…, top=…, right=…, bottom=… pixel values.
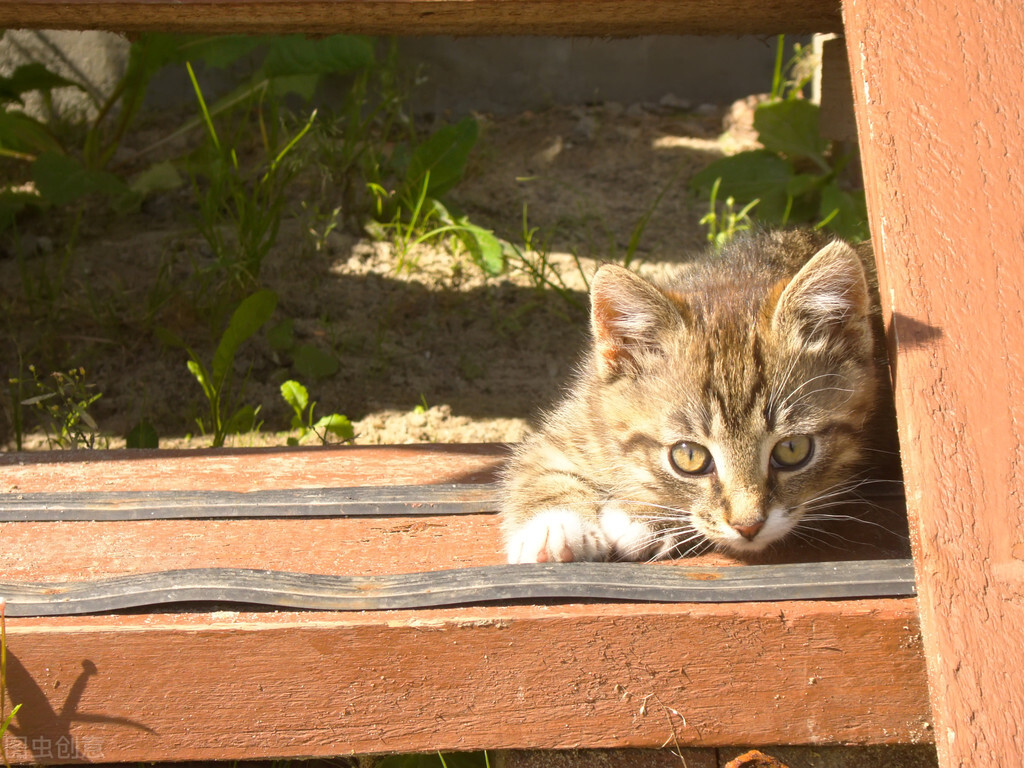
left=598, top=504, right=657, bottom=561
left=506, top=509, right=610, bottom=563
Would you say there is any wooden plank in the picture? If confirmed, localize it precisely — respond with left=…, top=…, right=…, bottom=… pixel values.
left=0, top=0, right=842, bottom=35
left=2, top=600, right=930, bottom=763
left=0, top=445, right=910, bottom=584
left=0, top=484, right=497, bottom=521
left=842, top=1, right=1024, bottom=766
left=0, top=445, right=926, bottom=760
left=0, top=443, right=505, bottom=492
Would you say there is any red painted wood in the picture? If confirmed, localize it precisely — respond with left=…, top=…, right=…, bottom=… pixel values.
left=0, top=446, right=927, bottom=760
left=0, top=444, right=505, bottom=492
left=2, top=600, right=929, bottom=763
left=0, top=444, right=908, bottom=583
left=843, top=1, right=1024, bottom=765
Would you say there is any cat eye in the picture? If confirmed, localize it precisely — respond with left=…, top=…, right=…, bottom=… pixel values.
left=770, top=435, right=814, bottom=470
left=669, top=442, right=714, bottom=475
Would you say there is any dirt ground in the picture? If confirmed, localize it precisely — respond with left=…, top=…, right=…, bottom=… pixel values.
left=1, top=100, right=748, bottom=450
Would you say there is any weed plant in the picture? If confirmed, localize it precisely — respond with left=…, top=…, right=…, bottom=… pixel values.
left=187, top=62, right=317, bottom=292
left=691, top=35, right=869, bottom=241
left=12, top=365, right=103, bottom=449
left=365, top=116, right=502, bottom=276
left=699, top=176, right=758, bottom=248
left=159, top=289, right=277, bottom=447
left=504, top=203, right=588, bottom=310
left=281, top=379, right=354, bottom=445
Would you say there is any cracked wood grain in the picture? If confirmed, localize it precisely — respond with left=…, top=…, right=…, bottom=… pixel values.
left=843, top=1, right=1024, bottom=765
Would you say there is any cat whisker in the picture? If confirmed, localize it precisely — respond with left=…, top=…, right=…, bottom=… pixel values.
left=789, top=526, right=856, bottom=549
left=606, top=498, right=690, bottom=514
left=798, top=513, right=910, bottom=540
left=615, top=525, right=703, bottom=562
left=773, top=372, right=849, bottom=413
left=801, top=475, right=901, bottom=501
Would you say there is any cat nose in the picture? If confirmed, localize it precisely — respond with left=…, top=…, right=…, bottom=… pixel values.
left=732, top=521, right=765, bottom=541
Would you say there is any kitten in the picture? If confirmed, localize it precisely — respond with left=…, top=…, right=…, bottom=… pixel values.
left=501, top=230, right=896, bottom=563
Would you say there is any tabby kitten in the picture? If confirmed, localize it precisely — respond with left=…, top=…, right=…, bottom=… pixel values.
left=501, top=230, right=894, bottom=563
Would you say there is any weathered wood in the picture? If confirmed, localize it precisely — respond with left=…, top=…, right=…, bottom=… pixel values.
left=0, top=445, right=909, bottom=583
left=3, top=600, right=929, bottom=763
left=0, top=445, right=927, bottom=761
left=0, top=443, right=505, bottom=492
left=842, top=1, right=1024, bottom=766
left=0, top=0, right=842, bottom=36
left=0, top=484, right=497, bottom=521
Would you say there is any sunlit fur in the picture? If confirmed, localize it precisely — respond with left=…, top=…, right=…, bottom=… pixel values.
left=501, top=230, right=898, bottom=563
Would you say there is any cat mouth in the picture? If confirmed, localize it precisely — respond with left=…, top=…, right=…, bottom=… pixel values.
left=716, top=506, right=794, bottom=552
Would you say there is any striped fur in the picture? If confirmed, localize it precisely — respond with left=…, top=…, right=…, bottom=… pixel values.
left=502, top=230, right=896, bottom=563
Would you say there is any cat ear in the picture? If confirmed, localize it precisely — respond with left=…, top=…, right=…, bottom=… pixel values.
left=771, top=239, right=872, bottom=354
left=590, top=264, right=684, bottom=376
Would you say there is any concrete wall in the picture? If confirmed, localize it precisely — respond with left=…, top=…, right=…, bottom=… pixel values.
left=398, top=36, right=781, bottom=115
left=1, top=31, right=783, bottom=119
left=0, top=30, right=128, bottom=119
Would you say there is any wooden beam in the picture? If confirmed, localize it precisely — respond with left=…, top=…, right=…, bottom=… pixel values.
left=0, top=0, right=842, bottom=36
left=4, top=601, right=928, bottom=763
left=842, top=0, right=1024, bottom=765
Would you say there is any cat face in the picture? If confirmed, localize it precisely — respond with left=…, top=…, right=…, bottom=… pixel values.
left=584, top=238, right=878, bottom=556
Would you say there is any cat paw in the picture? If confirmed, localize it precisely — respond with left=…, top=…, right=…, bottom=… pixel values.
left=598, top=504, right=658, bottom=561
left=506, top=509, right=610, bottom=563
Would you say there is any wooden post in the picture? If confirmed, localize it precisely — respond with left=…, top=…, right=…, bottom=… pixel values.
left=842, top=1, right=1024, bottom=765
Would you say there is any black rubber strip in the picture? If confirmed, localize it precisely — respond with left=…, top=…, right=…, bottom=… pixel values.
left=0, top=558, right=915, bottom=616
left=0, top=483, right=901, bottom=523
left=0, top=484, right=498, bottom=521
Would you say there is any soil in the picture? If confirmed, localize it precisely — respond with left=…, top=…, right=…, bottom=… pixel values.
left=1, top=101, right=939, bottom=768
left=1, top=100, right=754, bottom=451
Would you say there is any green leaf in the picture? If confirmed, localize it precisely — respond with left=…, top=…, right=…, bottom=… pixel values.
left=32, top=151, right=133, bottom=206
left=785, top=173, right=823, bottom=199
left=130, top=160, right=184, bottom=196
left=226, top=404, right=261, bottom=435
left=0, top=63, right=81, bottom=103
left=178, top=35, right=267, bottom=69
left=262, top=35, right=374, bottom=78
left=457, top=224, right=504, bottom=276
left=21, top=393, right=56, bottom=407
left=0, top=189, right=41, bottom=231
left=126, top=34, right=263, bottom=79
left=403, top=117, right=479, bottom=202
left=280, top=379, right=309, bottom=415
left=126, top=420, right=159, bottom=449
left=211, top=289, right=278, bottom=387
left=0, top=111, right=63, bottom=155
left=313, top=413, right=354, bottom=441
left=186, top=359, right=215, bottom=401
left=266, top=73, right=320, bottom=101
left=818, top=182, right=870, bottom=241
left=753, top=99, right=829, bottom=169
left=292, top=343, right=340, bottom=380
left=691, top=150, right=795, bottom=223
left=267, top=319, right=295, bottom=352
